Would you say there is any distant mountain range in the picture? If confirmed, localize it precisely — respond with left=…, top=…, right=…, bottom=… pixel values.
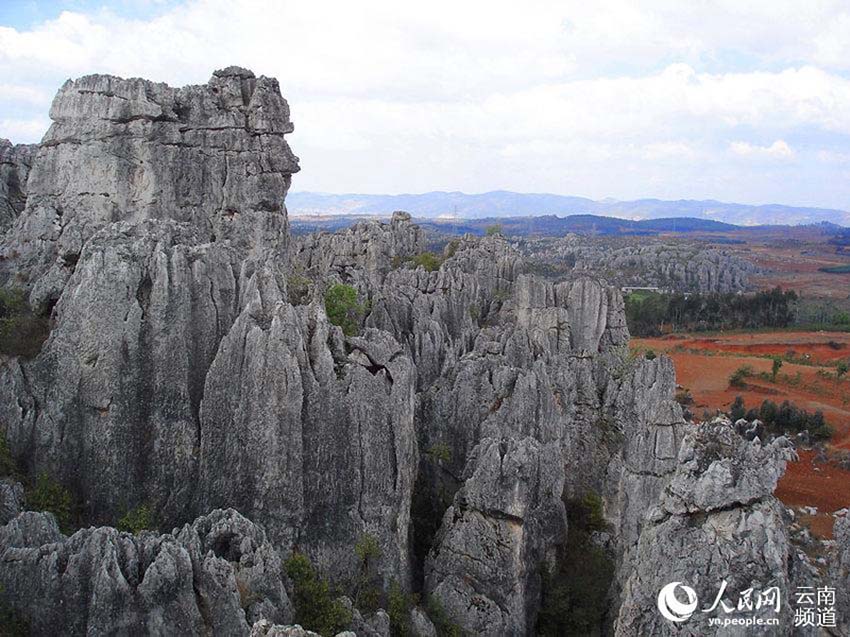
left=287, top=190, right=850, bottom=226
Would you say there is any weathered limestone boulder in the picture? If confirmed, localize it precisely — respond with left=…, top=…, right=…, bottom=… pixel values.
left=425, top=437, right=567, bottom=635
left=0, top=508, right=291, bottom=636
left=615, top=418, right=798, bottom=636
left=1, top=67, right=299, bottom=308
left=0, top=138, right=37, bottom=233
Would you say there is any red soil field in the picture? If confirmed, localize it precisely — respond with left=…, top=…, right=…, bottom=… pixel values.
left=634, top=331, right=850, bottom=538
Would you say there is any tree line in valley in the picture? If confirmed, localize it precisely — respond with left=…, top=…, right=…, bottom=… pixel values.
left=624, top=287, right=798, bottom=337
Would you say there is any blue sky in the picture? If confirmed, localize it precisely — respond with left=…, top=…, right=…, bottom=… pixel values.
left=0, top=1, right=177, bottom=30
left=2, top=0, right=850, bottom=211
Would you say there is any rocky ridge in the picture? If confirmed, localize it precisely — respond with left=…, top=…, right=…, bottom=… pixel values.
left=520, top=235, right=761, bottom=293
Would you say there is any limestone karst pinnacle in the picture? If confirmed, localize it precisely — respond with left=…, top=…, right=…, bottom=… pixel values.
left=0, top=67, right=844, bottom=637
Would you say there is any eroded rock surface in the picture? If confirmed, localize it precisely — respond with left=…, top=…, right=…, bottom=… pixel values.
left=0, top=138, right=37, bottom=233
left=1, top=67, right=299, bottom=308
left=615, top=418, right=799, bottom=636
left=0, top=508, right=291, bottom=635
left=0, top=65, right=810, bottom=637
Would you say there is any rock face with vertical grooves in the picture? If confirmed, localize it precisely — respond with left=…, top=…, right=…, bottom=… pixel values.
left=0, top=508, right=292, bottom=636
left=0, top=66, right=299, bottom=309
left=614, top=418, right=799, bottom=636
left=0, top=66, right=821, bottom=636
left=0, top=138, right=37, bottom=234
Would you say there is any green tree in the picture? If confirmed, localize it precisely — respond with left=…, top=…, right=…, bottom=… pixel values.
left=771, top=357, right=783, bottom=382
left=285, top=553, right=351, bottom=635
left=484, top=224, right=502, bottom=236
left=411, top=252, right=442, bottom=272
left=837, top=361, right=848, bottom=380
left=27, top=473, right=75, bottom=533
left=730, top=396, right=746, bottom=421
left=117, top=504, right=155, bottom=534
left=324, top=284, right=365, bottom=337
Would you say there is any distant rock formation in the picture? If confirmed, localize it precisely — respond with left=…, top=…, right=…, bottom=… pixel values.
left=521, top=236, right=761, bottom=293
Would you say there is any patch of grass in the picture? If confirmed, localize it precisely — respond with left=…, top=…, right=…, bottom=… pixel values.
left=818, top=264, right=850, bottom=274
left=287, top=274, right=312, bottom=306
left=425, top=442, right=452, bottom=464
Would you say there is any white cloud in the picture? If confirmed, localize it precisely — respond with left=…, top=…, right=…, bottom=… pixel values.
left=1, top=0, right=850, bottom=207
left=729, top=140, right=795, bottom=159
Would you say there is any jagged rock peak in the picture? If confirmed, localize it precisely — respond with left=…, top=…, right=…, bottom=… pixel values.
left=214, top=65, right=257, bottom=79
left=3, top=66, right=300, bottom=305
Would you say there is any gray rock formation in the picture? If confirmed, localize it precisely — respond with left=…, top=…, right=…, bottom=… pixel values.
left=3, top=65, right=808, bottom=637
left=615, top=418, right=798, bottom=636
left=0, top=508, right=291, bottom=635
left=0, top=478, right=24, bottom=524
left=425, top=437, right=566, bottom=634
left=520, top=235, right=761, bottom=293
left=0, top=138, right=37, bottom=233
left=1, top=66, right=299, bottom=309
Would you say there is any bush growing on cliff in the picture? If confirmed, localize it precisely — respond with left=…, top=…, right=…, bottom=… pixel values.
left=285, top=552, right=351, bottom=635
left=387, top=580, right=415, bottom=636
left=324, top=284, right=364, bottom=337
left=354, top=533, right=382, bottom=613
left=410, top=252, right=442, bottom=272
left=0, top=592, right=30, bottom=637
left=26, top=472, right=75, bottom=533
left=730, top=395, right=746, bottom=421
left=117, top=504, right=155, bottom=534
left=0, top=431, right=19, bottom=479
left=0, top=287, right=50, bottom=359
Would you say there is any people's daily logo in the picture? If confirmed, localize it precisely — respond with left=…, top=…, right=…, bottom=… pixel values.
left=657, top=582, right=698, bottom=623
